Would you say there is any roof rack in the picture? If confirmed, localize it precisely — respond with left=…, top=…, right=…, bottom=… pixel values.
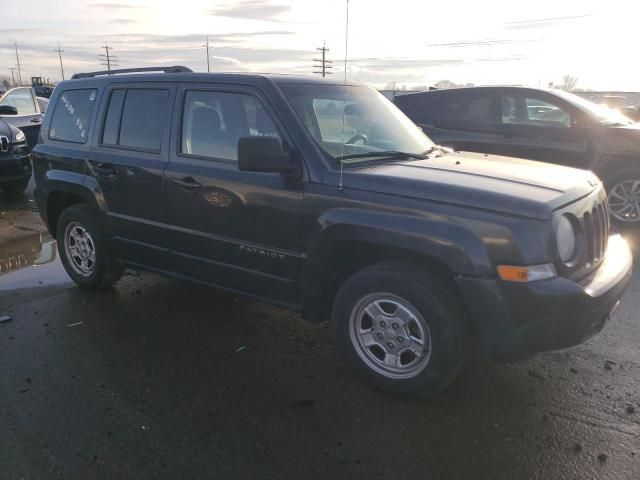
left=71, top=66, right=193, bottom=80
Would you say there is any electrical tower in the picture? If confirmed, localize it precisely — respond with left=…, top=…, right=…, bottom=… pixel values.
left=53, top=42, right=65, bottom=80
left=202, top=36, right=212, bottom=72
left=14, top=43, right=23, bottom=85
left=8, top=68, right=17, bottom=86
left=313, top=41, right=333, bottom=77
left=99, top=43, right=118, bottom=71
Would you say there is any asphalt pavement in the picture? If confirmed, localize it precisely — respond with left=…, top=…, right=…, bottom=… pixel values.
left=1, top=189, right=639, bottom=479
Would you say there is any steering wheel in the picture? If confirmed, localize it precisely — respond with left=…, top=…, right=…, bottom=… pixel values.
left=346, top=133, right=368, bottom=144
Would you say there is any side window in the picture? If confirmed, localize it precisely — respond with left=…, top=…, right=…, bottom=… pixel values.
left=49, top=89, right=98, bottom=143
left=501, top=96, right=517, bottom=124
left=101, top=89, right=125, bottom=145
left=525, top=97, right=571, bottom=128
left=501, top=94, right=572, bottom=128
left=181, top=90, right=281, bottom=161
left=440, top=94, right=495, bottom=124
left=119, top=89, right=169, bottom=151
left=0, top=88, right=37, bottom=115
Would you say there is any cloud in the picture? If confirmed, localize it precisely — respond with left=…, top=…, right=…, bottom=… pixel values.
left=505, top=14, right=591, bottom=30
left=111, top=18, right=135, bottom=25
left=208, top=1, right=289, bottom=21
left=90, top=3, right=146, bottom=10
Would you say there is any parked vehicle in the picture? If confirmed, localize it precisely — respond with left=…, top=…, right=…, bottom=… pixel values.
left=395, top=86, right=640, bottom=228
left=0, top=113, right=31, bottom=193
left=33, top=67, right=632, bottom=396
left=0, top=86, right=44, bottom=149
left=31, top=76, right=54, bottom=99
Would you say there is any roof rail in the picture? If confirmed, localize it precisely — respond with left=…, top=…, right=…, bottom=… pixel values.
left=71, top=66, right=193, bottom=80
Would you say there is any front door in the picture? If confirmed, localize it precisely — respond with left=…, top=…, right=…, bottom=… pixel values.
left=165, top=84, right=304, bottom=304
left=87, top=82, right=176, bottom=269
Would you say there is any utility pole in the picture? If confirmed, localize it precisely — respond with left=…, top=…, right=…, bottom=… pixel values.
left=14, top=43, right=23, bottom=85
left=99, top=42, right=118, bottom=71
left=53, top=42, right=65, bottom=80
left=313, top=41, right=333, bottom=78
left=201, top=36, right=211, bottom=72
left=8, top=68, right=16, bottom=87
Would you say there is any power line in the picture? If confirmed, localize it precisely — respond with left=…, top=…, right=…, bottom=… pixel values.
left=14, top=43, right=23, bottom=85
left=201, top=36, right=212, bottom=72
left=99, top=42, right=118, bottom=71
left=53, top=42, right=65, bottom=80
left=313, top=40, right=333, bottom=77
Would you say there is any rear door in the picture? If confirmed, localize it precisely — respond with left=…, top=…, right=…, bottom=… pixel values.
left=88, top=82, right=176, bottom=269
left=497, top=91, right=590, bottom=168
left=164, top=83, right=304, bottom=304
left=427, top=91, right=506, bottom=154
left=0, top=87, right=42, bottom=149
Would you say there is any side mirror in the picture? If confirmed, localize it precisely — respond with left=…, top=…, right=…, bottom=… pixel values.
left=238, top=136, right=296, bottom=174
left=0, top=105, right=18, bottom=115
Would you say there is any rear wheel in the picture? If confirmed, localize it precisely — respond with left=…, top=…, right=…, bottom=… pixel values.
left=332, top=262, right=466, bottom=397
left=604, top=167, right=640, bottom=229
left=56, top=204, right=123, bottom=289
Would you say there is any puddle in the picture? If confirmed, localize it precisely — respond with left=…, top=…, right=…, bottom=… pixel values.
left=0, top=233, right=71, bottom=291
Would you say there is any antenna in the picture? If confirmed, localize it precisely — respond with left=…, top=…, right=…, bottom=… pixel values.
left=338, top=0, right=350, bottom=190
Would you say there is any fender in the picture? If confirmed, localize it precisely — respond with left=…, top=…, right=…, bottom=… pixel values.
left=301, top=207, right=493, bottom=321
left=38, top=170, right=107, bottom=234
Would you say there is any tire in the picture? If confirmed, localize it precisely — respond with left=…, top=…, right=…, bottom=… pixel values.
left=603, top=167, right=640, bottom=230
left=1, top=179, right=29, bottom=194
left=56, top=204, right=124, bottom=289
left=332, top=262, right=466, bottom=397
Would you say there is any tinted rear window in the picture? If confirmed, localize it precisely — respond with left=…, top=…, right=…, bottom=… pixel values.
left=101, top=89, right=126, bottom=145
left=49, top=89, right=98, bottom=143
left=118, top=89, right=168, bottom=151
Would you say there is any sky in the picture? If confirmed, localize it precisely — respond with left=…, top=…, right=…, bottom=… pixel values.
left=1, top=0, right=639, bottom=90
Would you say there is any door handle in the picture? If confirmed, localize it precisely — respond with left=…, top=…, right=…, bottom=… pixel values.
left=171, top=176, right=202, bottom=191
left=30, top=118, right=42, bottom=123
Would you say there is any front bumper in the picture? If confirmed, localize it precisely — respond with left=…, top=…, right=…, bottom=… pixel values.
left=457, top=234, right=633, bottom=362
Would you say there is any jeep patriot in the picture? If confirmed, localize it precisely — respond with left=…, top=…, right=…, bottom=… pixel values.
left=32, top=66, right=633, bottom=396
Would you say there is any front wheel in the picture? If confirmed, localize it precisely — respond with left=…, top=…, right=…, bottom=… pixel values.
left=332, top=262, right=466, bottom=397
left=56, top=204, right=124, bottom=289
left=604, top=167, right=640, bottom=229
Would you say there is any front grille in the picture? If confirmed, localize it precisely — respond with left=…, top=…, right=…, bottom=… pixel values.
left=582, top=198, right=609, bottom=267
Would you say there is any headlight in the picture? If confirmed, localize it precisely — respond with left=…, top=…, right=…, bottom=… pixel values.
left=15, top=130, right=25, bottom=143
left=556, top=215, right=577, bottom=263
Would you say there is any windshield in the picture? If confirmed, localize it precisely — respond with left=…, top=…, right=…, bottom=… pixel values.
left=553, top=90, right=635, bottom=126
left=280, top=84, right=434, bottom=161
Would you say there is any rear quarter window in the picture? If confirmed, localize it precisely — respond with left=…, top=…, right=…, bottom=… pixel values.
left=49, top=89, right=98, bottom=143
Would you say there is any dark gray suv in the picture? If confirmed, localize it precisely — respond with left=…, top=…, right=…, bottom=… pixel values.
left=32, top=67, right=633, bottom=396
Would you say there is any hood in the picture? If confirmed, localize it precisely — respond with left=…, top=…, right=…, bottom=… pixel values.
left=335, top=151, right=599, bottom=220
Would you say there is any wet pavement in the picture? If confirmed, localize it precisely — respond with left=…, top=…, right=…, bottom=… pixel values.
left=1, top=198, right=640, bottom=479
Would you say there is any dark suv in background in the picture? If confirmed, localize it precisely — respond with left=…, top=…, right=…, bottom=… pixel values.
left=32, top=67, right=632, bottom=396
left=395, top=87, right=640, bottom=228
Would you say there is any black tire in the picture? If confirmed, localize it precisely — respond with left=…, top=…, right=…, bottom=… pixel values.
left=1, top=179, right=29, bottom=194
left=56, top=204, right=123, bottom=289
left=603, top=167, right=640, bottom=230
left=332, top=262, right=466, bottom=397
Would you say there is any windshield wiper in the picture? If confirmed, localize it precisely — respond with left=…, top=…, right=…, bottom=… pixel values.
left=337, top=150, right=428, bottom=162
